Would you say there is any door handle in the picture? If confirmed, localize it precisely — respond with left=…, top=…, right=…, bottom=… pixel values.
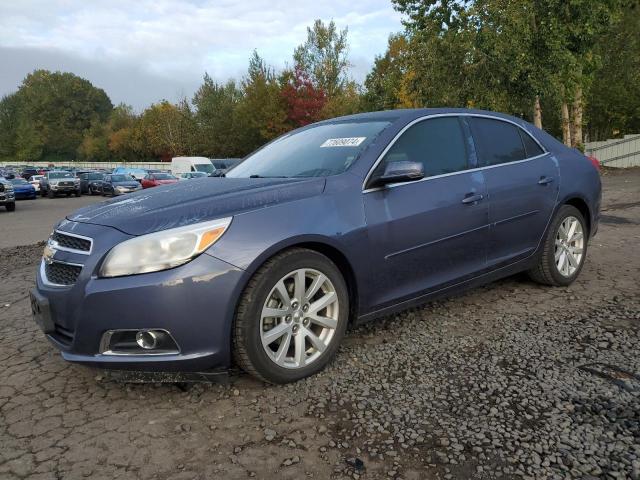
left=538, top=176, right=554, bottom=185
left=462, top=193, right=484, bottom=205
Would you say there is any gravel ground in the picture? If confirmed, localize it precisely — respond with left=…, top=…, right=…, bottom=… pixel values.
left=0, top=169, right=638, bottom=480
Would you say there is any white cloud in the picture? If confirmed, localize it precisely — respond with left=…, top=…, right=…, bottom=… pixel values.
left=0, top=0, right=403, bottom=109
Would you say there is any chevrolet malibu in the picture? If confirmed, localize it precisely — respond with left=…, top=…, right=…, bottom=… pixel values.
left=30, top=109, right=601, bottom=383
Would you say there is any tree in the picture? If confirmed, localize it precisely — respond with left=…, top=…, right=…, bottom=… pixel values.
left=363, top=34, right=417, bottom=110
left=192, top=73, right=242, bottom=157
left=234, top=51, right=289, bottom=155
left=133, top=101, right=195, bottom=160
left=0, top=70, right=112, bottom=162
left=586, top=0, right=640, bottom=140
left=19, top=70, right=112, bottom=161
left=281, top=66, right=327, bottom=127
left=293, top=20, right=350, bottom=98
left=0, top=94, right=21, bottom=161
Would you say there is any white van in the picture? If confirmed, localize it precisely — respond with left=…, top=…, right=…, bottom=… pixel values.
left=171, top=157, right=214, bottom=176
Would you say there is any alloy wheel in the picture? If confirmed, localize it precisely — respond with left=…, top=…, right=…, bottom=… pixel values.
left=260, top=268, right=339, bottom=369
left=554, top=215, right=584, bottom=277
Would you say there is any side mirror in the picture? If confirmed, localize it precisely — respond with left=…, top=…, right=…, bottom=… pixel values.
left=375, top=161, right=425, bottom=187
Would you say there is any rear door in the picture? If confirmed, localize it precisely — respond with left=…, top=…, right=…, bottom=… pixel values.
left=468, top=117, right=559, bottom=267
left=362, top=116, right=489, bottom=311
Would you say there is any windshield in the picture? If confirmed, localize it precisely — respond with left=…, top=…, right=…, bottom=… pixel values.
left=10, top=178, right=28, bottom=185
left=111, top=175, right=135, bottom=182
left=49, top=172, right=73, bottom=179
left=194, top=163, right=214, bottom=174
left=87, top=173, right=103, bottom=180
left=153, top=173, right=176, bottom=180
left=227, top=121, right=391, bottom=178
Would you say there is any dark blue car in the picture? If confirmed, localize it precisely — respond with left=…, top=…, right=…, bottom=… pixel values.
left=10, top=178, right=37, bottom=200
left=30, top=109, right=601, bottom=383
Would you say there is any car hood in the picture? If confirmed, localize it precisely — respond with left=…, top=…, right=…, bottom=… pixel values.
left=67, top=177, right=326, bottom=235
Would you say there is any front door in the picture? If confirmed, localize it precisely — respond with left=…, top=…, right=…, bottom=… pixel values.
left=362, top=116, right=489, bottom=312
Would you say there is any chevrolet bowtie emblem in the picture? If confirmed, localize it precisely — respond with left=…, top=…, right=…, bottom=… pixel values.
left=43, top=244, right=57, bottom=264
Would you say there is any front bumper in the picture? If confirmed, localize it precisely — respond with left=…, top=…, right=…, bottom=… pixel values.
left=32, top=221, right=246, bottom=372
left=0, top=191, right=15, bottom=204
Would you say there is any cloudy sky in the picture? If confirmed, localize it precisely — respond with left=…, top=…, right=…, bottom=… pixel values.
left=0, top=0, right=404, bottom=110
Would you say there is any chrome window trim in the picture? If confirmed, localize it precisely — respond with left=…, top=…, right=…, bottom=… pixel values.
left=40, top=258, right=84, bottom=288
left=49, top=230, right=93, bottom=255
left=362, top=112, right=548, bottom=193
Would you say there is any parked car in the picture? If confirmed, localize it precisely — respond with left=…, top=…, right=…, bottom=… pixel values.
left=141, top=172, right=179, bottom=188
left=28, top=175, right=44, bottom=192
left=100, top=174, right=142, bottom=196
left=10, top=178, right=37, bottom=199
left=211, top=158, right=242, bottom=176
left=29, top=108, right=601, bottom=384
left=40, top=171, right=81, bottom=198
left=20, top=167, right=39, bottom=180
left=178, top=172, right=209, bottom=180
left=78, top=172, right=106, bottom=195
left=1, top=169, right=16, bottom=179
left=112, top=167, right=148, bottom=182
left=0, top=177, right=15, bottom=211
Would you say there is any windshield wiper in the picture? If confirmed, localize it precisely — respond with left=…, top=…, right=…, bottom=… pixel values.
left=249, top=174, right=289, bottom=178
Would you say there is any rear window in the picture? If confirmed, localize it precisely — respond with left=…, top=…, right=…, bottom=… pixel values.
left=470, top=117, right=527, bottom=166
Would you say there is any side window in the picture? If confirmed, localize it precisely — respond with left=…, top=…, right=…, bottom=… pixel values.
left=376, top=117, right=468, bottom=179
left=470, top=117, right=526, bottom=166
left=519, top=130, right=544, bottom=158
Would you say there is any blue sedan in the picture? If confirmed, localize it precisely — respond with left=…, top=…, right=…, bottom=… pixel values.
left=10, top=178, right=37, bottom=200
left=30, top=109, right=601, bottom=383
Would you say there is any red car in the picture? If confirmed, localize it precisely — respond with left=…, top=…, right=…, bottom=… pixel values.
left=141, top=173, right=179, bottom=189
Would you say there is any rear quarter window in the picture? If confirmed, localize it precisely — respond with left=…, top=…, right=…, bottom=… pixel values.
left=519, top=130, right=545, bottom=158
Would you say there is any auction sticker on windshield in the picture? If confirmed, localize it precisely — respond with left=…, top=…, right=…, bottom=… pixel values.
left=320, top=137, right=366, bottom=147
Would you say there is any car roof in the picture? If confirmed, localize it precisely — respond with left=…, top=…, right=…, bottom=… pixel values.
left=319, top=107, right=531, bottom=127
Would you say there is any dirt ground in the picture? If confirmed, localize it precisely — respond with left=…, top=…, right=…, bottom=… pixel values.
left=0, top=169, right=638, bottom=480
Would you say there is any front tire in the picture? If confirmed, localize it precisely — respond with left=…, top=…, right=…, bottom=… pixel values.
left=233, top=248, right=349, bottom=384
left=5, top=202, right=15, bottom=211
left=528, top=205, right=588, bottom=286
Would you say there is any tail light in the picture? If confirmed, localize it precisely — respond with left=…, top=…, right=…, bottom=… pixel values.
left=587, top=155, right=601, bottom=171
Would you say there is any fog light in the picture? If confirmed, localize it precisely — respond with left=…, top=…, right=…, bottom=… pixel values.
left=99, top=328, right=180, bottom=355
left=136, top=330, right=160, bottom=350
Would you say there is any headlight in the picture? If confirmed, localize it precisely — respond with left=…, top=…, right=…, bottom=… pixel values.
left=99, top=217, right=232, bottom=278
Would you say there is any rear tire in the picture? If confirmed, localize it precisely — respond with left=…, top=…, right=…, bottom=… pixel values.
left=528, top=205, right=588, bottom=286
left=233, top=248, right=349, bottom=384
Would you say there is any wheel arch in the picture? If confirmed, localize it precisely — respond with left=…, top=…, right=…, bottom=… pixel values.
left=240, top=237, right=360, bottom=324
left=563, top=196, right=591, bottom=236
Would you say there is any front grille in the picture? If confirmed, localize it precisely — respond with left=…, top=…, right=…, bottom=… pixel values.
left=45, top=261, right=82, bottom=286
left=51, top=323, right=74, bottom=346
left=51, top=231, right=91, bottom=252
left=59, top=181, right=74, bottom=186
